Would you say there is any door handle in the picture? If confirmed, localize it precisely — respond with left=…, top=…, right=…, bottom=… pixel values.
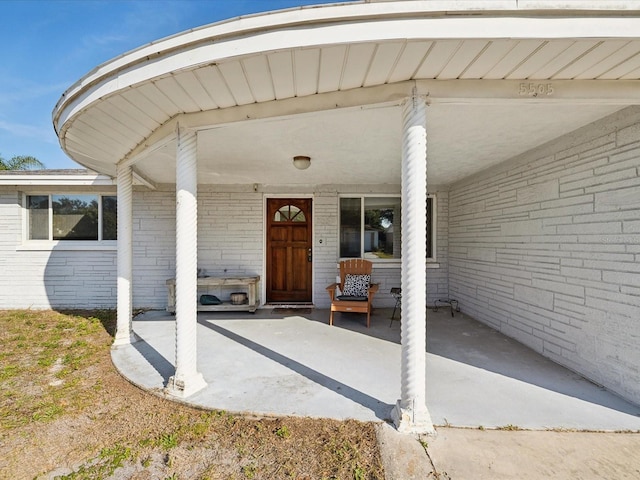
left=308, top=247, right=312, bottom=262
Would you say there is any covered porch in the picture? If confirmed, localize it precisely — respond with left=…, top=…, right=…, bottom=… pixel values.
left=112, top=307, right=640, bottom=431
left=52, top=1, right=640, bottom=434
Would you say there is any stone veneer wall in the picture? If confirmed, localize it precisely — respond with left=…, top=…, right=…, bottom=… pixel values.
left=448, top=106, right=640, bottom=405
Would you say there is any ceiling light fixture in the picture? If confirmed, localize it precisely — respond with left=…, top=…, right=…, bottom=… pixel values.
left=292, top=155, right=311, bottom=170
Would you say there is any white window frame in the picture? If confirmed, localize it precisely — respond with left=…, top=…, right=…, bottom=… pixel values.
left=426, top=194, right=437, bottom=263
left=338, top=194, right=437, bottom=263
left=20, top=193, right=117, bottom=251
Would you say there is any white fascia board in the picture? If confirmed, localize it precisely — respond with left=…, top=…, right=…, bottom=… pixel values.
left=52, top=1, right=640, bottom=129
left=53, top=16, right=640, bottom=133
left=0, top=174, right=115, bottom=186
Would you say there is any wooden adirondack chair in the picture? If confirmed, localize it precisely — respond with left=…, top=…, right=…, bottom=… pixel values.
left=326, top=259, right=379, bottom=328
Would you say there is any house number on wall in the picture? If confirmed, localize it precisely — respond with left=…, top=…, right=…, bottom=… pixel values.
left=519, top=83, right=554, bottom=97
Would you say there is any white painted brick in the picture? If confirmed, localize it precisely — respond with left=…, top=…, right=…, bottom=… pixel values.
left=557, top=222, right=621, bottom=235
left=541, top=194, right=594, bottom=210
left=530, top=203, right=593, bottom=219
left=516, top=179, right=560, bottom=204
left=575, top=233, right=640, bottom=244
left=624, top=220, right=640, bottom=233
left=603, top=271, right=640, bottom=287
left=467, top=247, right=496, bottom=262
left=585, top=296, right=640, bottom=319
left=560, top=169, right=595, bottom=184
left=532, top=278, right=584, bottom=298
left=514, top=284, right=553, bottom=310
left=585, top=177, right=640, bottom=195
left=501, top=219, right=546, bottom=236
left=559, top=266, right=601, bottom=281
left=560, top=168, right=637, bottom=192
left=583, top=259, right=640, bottom=272
left=594, top=152, right=639, bottom=176
left=617, top=122, right=640, bottom=147
left=450, top=107, right=640, bottom=405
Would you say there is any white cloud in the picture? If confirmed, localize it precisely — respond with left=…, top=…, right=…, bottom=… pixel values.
left=0, top=81, right=70, bottom=107
left=0, top=119, right=56, bottom=144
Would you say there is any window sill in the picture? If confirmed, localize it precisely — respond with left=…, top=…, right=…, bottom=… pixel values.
left=18, top=241, right=117, bottom=252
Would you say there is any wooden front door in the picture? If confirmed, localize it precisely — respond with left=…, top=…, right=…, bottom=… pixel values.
left=266, top=198, right=312, bottom=303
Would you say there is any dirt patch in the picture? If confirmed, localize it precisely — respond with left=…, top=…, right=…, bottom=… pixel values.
left=0, top=310, right=385, bottom=479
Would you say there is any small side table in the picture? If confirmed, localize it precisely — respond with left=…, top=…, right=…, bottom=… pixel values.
left=433, top=298, right=460, bottom=317
left=390, top=287, right=402, bottom=326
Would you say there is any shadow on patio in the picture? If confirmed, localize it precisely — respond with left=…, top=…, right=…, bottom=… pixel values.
left=112, top=307, right=640, bottom=431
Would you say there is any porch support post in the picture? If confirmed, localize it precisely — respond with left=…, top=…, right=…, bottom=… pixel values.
left=113, top=163, right=136, bottom=346
left=166, top=126, right=207, bottom=397
left=392, top=92, right=436, bottom=435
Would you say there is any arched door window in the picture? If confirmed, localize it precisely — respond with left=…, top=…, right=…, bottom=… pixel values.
left=273, top=204, right=306, bottom=223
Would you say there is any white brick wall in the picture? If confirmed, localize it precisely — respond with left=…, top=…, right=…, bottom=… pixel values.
left=449, top=106, right=640, bottom=405
left=311, top=187, right=449, bottom=308
left=0, top=190, right=117, bottom=309
left=132, top=186, right=175, bottom=308
left=0, top=183, right=449, bottom=311
left=428, top=191, right=450, bottom=305
left=313, top=192, right=340, bottom=308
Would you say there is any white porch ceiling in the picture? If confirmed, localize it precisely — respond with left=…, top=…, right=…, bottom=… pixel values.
left=53, top=1, right=640, bottom=187
left=133, top=103, right=623, bottom=186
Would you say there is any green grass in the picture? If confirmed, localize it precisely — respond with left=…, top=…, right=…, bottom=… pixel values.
left=1, top=310, right=385, bottom=479
left=56, top=444, right=134, bottom=480
left=0, top=309, right=115, bottom=428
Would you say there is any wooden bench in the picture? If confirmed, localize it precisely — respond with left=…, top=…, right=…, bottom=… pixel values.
left=166, top=276, right=260, bottom=313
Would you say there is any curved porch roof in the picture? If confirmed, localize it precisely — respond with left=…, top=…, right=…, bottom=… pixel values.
left=52, top=0, right=640, bottom=186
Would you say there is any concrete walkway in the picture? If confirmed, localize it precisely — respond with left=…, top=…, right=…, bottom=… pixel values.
left=112, top=308, right=640, bottom=479
left=112, top=307, right=640, bottom=431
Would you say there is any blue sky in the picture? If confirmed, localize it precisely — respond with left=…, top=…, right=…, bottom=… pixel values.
left=0, top=0, right=349, bottom=170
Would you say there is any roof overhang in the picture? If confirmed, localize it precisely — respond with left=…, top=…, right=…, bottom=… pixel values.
left=52, top=0, right=640, bottom=186
left=0, top=172, right=115, bottom=187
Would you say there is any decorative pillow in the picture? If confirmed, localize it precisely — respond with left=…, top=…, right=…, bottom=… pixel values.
left=342, top=274, right=370, bottom=297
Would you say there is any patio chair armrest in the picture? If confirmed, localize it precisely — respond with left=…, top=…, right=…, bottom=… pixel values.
left=368, top=283, right=379, bottom=301
left=326, top=283, right=339, bottom=300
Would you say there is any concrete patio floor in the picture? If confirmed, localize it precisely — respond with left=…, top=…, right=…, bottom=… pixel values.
left=111, top=307, right=640, bottom=431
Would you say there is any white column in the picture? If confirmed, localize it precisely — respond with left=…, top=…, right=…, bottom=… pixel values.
left=113, top=163, right=136, bottom=346
left=392, top=93, right=435, bottom=435
left=167, top=127, right=207, bottom=397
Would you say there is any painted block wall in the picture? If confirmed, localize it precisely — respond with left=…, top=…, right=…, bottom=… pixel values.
left=429, top=191, right=449, bottom=306
left=0, top=183, right=447, bottom=313
left=311, top=186, right=448, bottom=309
left=132, top=186, right=175, bottom=309
left=133, top=184, right=446, bottom=310
left=448, top=106, right=640, bottom=405
left=0, top=189, right=117, bottom=309
left=132, top=185, right=265, bottom=309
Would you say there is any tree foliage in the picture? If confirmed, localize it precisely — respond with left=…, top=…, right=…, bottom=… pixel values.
left=0, top=154, right=45, bottom=170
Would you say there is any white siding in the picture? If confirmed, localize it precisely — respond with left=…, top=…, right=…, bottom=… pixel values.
left=449, top=106, right=640, bottom=405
